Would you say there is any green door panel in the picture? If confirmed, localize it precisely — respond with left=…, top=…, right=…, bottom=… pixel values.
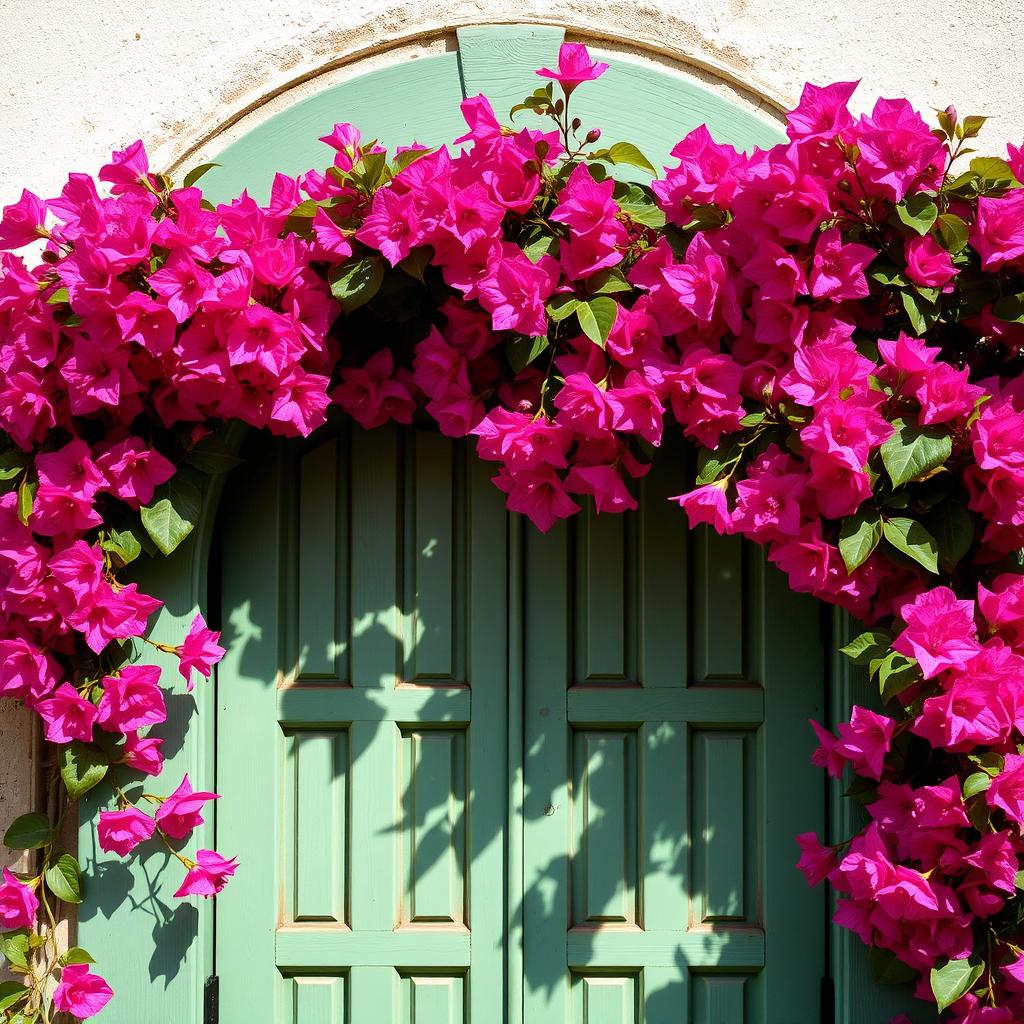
left=520, top=443, right=827, bottom=1024
left=217, top=424, right=508, bottom=1022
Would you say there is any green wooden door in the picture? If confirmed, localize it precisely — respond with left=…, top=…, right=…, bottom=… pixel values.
left=521, top=448, right=826, bottom=1024
left=218, top=425, right=509, bottom=1021
left=215, top=426, right=827, bottom=1023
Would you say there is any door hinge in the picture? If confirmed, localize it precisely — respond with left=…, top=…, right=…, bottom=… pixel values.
left=820, top=976, right=835, bottom=1024
left=204, top=975, right=219, bottom=1024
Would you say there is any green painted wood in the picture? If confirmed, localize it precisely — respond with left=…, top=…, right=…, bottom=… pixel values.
left=523, top=439, right=828, bottom=1023
left=217, top=427, right=508, bottom=1021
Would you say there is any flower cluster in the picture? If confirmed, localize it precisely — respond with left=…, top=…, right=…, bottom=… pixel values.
left=1, top=41, right=1023, bottom=1021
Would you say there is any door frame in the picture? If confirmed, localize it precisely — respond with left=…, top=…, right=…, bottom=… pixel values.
left=78, top=25, right=900, bottom=1021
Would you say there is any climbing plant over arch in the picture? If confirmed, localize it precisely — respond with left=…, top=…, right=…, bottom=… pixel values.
left=0, top=41, right=1023, bottom=1022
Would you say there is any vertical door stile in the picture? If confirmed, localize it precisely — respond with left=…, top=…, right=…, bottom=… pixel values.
left=507, top=511, right=525, bottom=1024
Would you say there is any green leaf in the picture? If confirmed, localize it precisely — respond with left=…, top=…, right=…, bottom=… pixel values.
left=873, top=650, right=919, bottom=703
left=935, top=213, right=969, bottom=254
left=839, top=629, right=893, bottom=666
left=959, top=114, right=987, bottom=139
left=993, top=293, right=1024, bottom=324
left=327, top=254, right=385, bottom=314
left=59, top=742, right=108, bottom=800
left=895, top=193, right=938, bottom=235
left=970, top=155, right=1022, bottom=195
left=575, top=296, right=619, bottom=348
left=4, top=813, right=53, bottom=850
left=506, top=334, right=549, bottom=374
left=925, top=501, right=975, bottom=572
left=695, top=440, right=742, bottom=486
left=880, top=421, right=953, bottom=488
left=604, top=142, right=657, bottom=175
left=522, top=232, right=557, bottom=263
left=962, top=771, right=992, bottom=799
left=282, top=198, right=319, bottom=235
left=393, top=147, right=433, bottom=172
left=0, top=982, right=28, bottom=1012
left=140, top=474, right=202, bottom=557
left=585, top=268, right=632, bottom=295
left=16, top=478, right=36, bottom=527
left=838, top=511, right=882, bottom=573
left=44, top=853, right=82, bottom=904
left=101, top=527, right=142, bottom=568
left=59, top=947, right=95, bottom=966
left=181, top=162, right=220, bottom=188
left=612, top=181, right=666, bottom=228
left=45, top=286, right=70, bottom=306
left=546, top=294, right=580, bottom=323
left=868, top=264, right=911, bottom=288
left=882, top=516, right=939, bottom=574
left=398, top=245, right=432, bottom=283
left=869, top=946, right=918, bottom=985
left=0, top=932, right=29, bottom=971
left=900, top=287, right=939, bottom=336
left=930, top=955, right=984, bottom=1013
left=0, top=449, right=28, bottom=482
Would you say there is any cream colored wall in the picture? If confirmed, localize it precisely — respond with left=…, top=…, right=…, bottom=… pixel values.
left=0, top=0, right=1021, bottom=882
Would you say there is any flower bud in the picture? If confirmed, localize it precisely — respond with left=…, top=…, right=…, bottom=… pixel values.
left=571, top=117, right=582, bottom=131
left=585, top=128, right=602, bottom=144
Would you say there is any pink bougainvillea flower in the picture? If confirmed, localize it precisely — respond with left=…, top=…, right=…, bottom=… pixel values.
left=332, top=350, right=416, bottom=431
left=795, top=832, right=836, bottom=887
left=891, top=586, right=981, bottom=679
left=0, top=189, right=49, bottom=249
left=0, top=866, right=38, bottom=929
left=269, top=370, right=332, bottom=438
left=476, top=243, right=559, bottom=336
left=98, top=138, right=151, bottom=193
left=53, top=964, right=114, bottom=1020
left=123, top=732, right=164, bottom=777
left=809, top=227, right=875, bottom=300
left=66, top=581, right=163, bottom=654
left=355, top=186, right=421, bottom=266
left=95, top=437, right=176, bottom=508
left=0, top=638, right=61, bottom=702
left=987, top=754, right=1024, bottom=825
left=492, top=465, right=580, bottom=533
left=173, top=849, right=239, bottom=899
left=970, top=190, right=1024, bottom=269
left=809, top=719, right=849, bottom=778
left=673, top=483, right=732, bottom=534
left=834, top=706, right=896, bottom=780
left=97, top=807, right=157, bottom=857
left=34, top=683, right=99, bottom=744
left=148, top=250, right=215, bottom=323
left=973, top=400, right=1024, bottom=472
left=786, top=80, right=859, bottom=141
left=535, top=43, right=609, bottom=93
left=565, top=464, right=638, bottom=515
left=155, top=773, right=219, bottom=840
left=904, top=233, right=956, bottom=288
left=97, top=665, right=166, bottom=733
left=177, top=613, right=226, bottom=690
left=549, top=162, right=619, bottom=236
left=852, top=97, right=945, bottom=201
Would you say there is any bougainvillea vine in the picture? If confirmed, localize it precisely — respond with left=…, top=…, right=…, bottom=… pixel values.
left=1, top=42, right=1023, bottom=1022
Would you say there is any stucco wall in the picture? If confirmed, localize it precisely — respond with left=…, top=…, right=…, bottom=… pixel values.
left=0, top=0, right=1021, bottom=911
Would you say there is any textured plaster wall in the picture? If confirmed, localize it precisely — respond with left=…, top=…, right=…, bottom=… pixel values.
left=0, top=0, right=1021, bottom=897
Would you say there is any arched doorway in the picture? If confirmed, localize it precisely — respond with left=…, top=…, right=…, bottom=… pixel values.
left=77, top=24, right=917, bottom=1023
